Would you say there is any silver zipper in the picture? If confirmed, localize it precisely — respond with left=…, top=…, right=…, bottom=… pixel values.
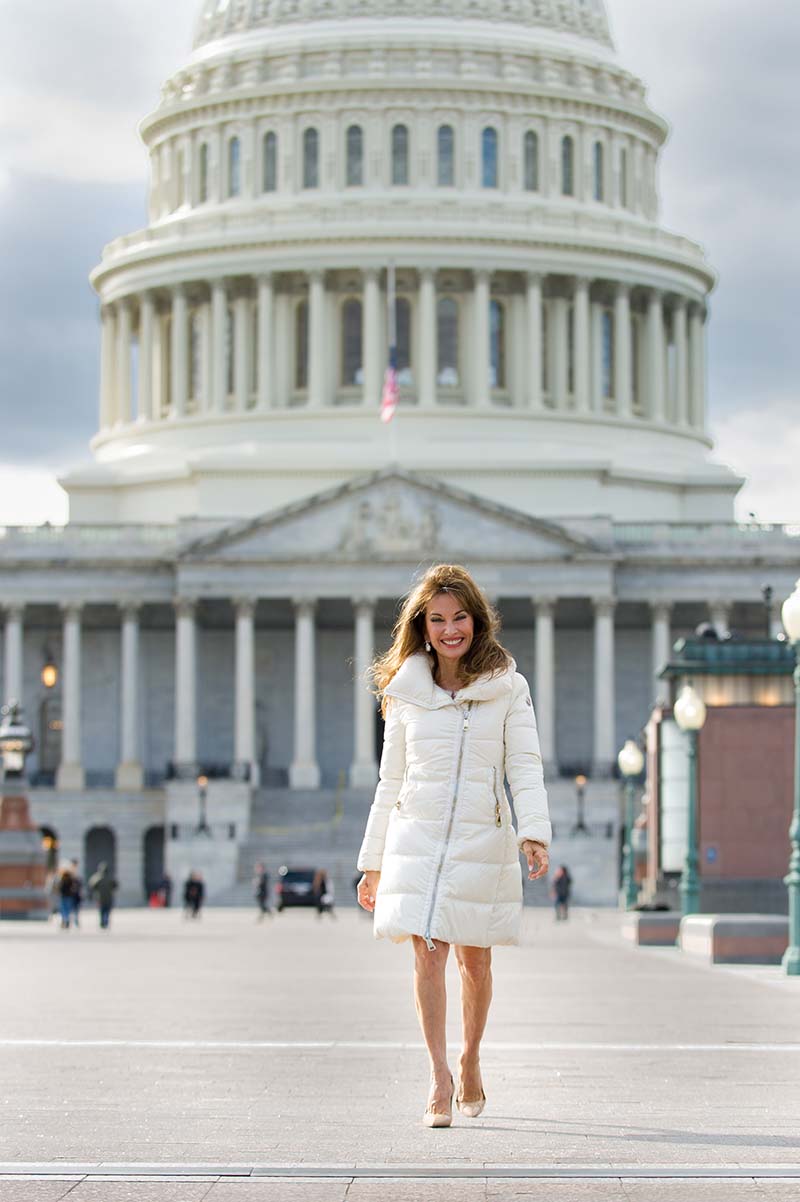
left=423, top=701, right=474, bottom=951
left=395, top=763, right=409, bottom=809
left=492, top=766, right=502, bottom=827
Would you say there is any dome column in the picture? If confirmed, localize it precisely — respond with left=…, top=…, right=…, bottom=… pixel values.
left=418, top=268, right=437, bottom=409
left=646, top=289, right=665, bottom=423
left=550, top=295, right=568, bottom=409
left=308, top=271, right=327, bottom=407
left=362, top=268, right=382, bottom=410
left=99, top=304, right=118, bottom=429
left=573, top=277, right=591, bottom=413
left=591, top=297, right=604, bottom=412
left=211, top=280, right=228, bottom=412
left=673, top=297, right=690, bottom=426
left=525, top=273, right=543, bottom=410
left=170, top=286, right=189, bottom=417
left=689, top=302, right=706, bottom=431
left=613, top=284, right=632, bottom=418
left=472, top=269, right=491, bottom=406
left=257, top=274, right=274, bottom=410
left=116, top=300, right=133, bottom=424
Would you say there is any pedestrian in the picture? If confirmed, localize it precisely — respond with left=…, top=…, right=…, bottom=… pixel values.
left=56, top=862, right=76, bottom=929
left=88, top=861, right=118, bottom=930
left=550, top=865, right=572, bottom=921
left=183, top=871, right=204, bottom=918
left=253, top=862, right=272, bottom=919
left=69, top=859, right=84, bottom=928
left=159, top=872, right=173, bottom=907
left=356, top=563, right=551, bottom=1127
left=313, top=870, right=335, bottom=919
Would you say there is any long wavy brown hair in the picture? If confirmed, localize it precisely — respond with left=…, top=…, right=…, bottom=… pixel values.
left=371, top=563, right=512, bottom=714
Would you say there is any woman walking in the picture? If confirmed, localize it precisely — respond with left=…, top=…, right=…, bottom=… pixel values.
left=356, top=564, right=551, bottom=1127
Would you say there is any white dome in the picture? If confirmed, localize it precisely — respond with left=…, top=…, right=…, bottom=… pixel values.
left=193, top=0, right=614, bottom=54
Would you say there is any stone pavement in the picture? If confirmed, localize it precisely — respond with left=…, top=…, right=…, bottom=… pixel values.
left=0, top=904, right=798, bottom=1201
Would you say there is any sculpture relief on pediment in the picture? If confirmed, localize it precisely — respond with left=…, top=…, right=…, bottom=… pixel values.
left=338, top=492, right=440, bottom=556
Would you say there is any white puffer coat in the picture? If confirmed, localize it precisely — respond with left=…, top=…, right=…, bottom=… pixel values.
left=357, top=652, right=551, bottom=949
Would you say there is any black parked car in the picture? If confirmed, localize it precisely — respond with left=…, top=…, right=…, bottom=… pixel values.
left=275, top=866, right=319, bottom=911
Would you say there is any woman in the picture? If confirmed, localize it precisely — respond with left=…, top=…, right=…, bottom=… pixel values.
left=356, top=564, right=551, bottom=1128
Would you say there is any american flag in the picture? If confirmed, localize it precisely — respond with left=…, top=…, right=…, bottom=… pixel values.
left=380, top=262, right=398, bottom=424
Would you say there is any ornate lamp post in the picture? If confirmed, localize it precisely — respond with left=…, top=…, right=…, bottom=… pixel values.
left=618, top=738, right=645, bottom=909
left=0, top=703, right=34, bottom=781
left=196, top=774, right=211, bottom=837
left=571, top=773, right=588, bottom=835
left=673, top=682, right=707, bottom=916
left=780, top=579, right=800, bottom=975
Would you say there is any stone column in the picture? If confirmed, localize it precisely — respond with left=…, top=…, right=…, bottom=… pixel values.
left=308, top=271, right=327, bottom=406
left=650, top=601, right=673, bottom=706
left=233, top=292, right=251, bottom=411
left=56, top=604, right=85, bottom=791
left=116, top=603, right=144, bottom=790
left=473, top=269, right=491, bottom=406
left=673, top=297, right=689, bottom=426
left=526, top=272, right=543, bottom=410
left=708, top=601, right=731, bottom=639
left=289, top=598, right=321, bottom=789
left=116, top=300, right=133, bottom=424
left=418, top=268, right=437, bottom=408
left=573, top=277, right=591, bottom=412
left=592, top=597, right=616, bottom=777
left=613, top=284, right=632, bottom=418
left=533, top=597, right=557, bottom=773
left=173, top=598, right=198, bottom=777
left=257, top=274, right=274, bottom=410
left=689, top=302, right=706, bottom=430
left=234, top=598, right=257, bottom=783
left=646, top=289, right=665, bottom=422
left=2, top=605, right=24, bottom=706
left=350, top=598, right=378, bottom=787
left=170, top=286, right=189, bottom=417
left=591, top=299, right=603, bottom=412
left=211, top=279, right=228, bottom=411
left=363, top=267, right=382, bottom=409
left=199, top=302, right=212, bottom=411
left=99, top=304, right=117, bottom=429
left=138, top=293, right=155, bottom=422
left=551, top=296, right=568, bottom=409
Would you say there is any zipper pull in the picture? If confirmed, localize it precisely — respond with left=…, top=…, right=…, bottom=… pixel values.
left=424, top=935, right=436, bottom=952
left=395, top=798, right=401, bottom=809
left=495, top=801, right=502, bottom=827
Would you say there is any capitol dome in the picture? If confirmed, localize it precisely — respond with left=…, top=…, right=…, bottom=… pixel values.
left=66, top=0, right=742, bottom=524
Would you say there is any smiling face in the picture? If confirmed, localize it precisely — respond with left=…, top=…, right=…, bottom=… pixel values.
left=424, top=590, right=475, bottom=667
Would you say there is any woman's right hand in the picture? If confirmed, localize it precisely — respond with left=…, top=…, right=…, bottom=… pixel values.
left=357, top=871, right=381, bottom=912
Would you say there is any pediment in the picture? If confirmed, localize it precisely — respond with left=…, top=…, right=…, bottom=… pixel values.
left=180, top=469, right=600, bottom=564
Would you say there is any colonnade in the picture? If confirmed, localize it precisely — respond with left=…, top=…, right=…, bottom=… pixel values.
left=3, top=593, right=776, bottom=791
left=98, top=269, right=707, bottom=431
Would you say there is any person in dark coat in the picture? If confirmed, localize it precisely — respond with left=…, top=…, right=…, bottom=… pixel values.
left=550, top=865, right=572, bottom=921
left=159, top=872, right=173, bottom=907
left=253, top=862, right=272, bottom=919
left=183, top=871, right=204, bottom=918
left=88, top=861, right=118, bottom=929
left=57, top=864, right=76, bottom=929
left=68, top=859, right=84, bottom=928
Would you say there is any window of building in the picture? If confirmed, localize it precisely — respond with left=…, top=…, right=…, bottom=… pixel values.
left=437, top=297, right=459, bottom=386
left=228, top=136, right=241, bottom=198
left=524, top=130, right=539, bottom=192
left=619, top=147, right=629, bottom=208
left=189, top=311, right=202, bottom=403
left=295, top=300, right=309, bottom=389
left=392, top=124, right=409, bottom=186
left=593, top=141, right=604, bottom=202
left=396, top=296, right=412, bottom=384
left=482, top=126, right=498, bottom=188
left=341, top=298, right=363, bottom=387
left=177, top=148, right=187, bottom=209
left=602, top=309, right=614, bottom=399
left=346, top=124, right=363, bottom=186
left=541, top=304, right=549, bottom=396
left=567, top=305, right=575, bottom=395
left=437, top=124, right=455, bottom=186
left=263, top=131, right=277, bottom=192
left=561, top=135, right=574, bottom=196
left=303, top=128, right=319, bottom=189
left=489, top=299, right=505, bottom=389
left=199, top=143, right=209, bottom=203
left=226, top=305, right=235, bottom=395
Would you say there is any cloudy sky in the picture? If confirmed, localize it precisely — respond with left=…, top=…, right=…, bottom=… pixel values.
left=0, top=0, right=798, bottom=525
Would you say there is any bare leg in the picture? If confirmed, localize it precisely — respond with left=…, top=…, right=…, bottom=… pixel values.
left=454, top=945, right=492, bottom=1100
left=411, top=935, right=452, bottom=1113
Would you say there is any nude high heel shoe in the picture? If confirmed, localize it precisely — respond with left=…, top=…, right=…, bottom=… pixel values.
left=456, top=1080, right=486, bottom=1118
left=423, top=1073, right=454, bottom=1128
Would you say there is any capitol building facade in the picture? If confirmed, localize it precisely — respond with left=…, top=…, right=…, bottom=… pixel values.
left=2, top=0, right=798, bottom=900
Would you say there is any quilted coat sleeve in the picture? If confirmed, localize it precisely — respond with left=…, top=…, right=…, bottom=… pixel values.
left=356, top=698, right=407, bottom=873
left=503, top=673, right=552, bottom=852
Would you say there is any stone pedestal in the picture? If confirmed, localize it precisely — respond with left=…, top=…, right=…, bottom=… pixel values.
left=0, top=793, right=49, bottom=919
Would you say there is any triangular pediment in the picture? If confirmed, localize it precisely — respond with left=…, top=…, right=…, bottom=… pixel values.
left=180, top=469, right=600, bottom=563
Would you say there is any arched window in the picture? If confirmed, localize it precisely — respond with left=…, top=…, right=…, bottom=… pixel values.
left=489, top=299, right=505, bottom=389
left=593, top=141, right=604, bottom=202
left=263, top=131, right=278, bottom=192
left=228, top=136, right=241, bottom=198
left=437, top=125, right=455, bottom=186
left=482, top=126, right=498, bottom=188
left=295, top=301, right=309, bottom=390
left=619, top=147, right=629, bottom=207
left=436, top=297, right=459, bottom=386
left=346, top=124, right=363, bottom=186
left=396, top=297, right=412, bottom=384
left=523, top=131, right=539, bottom=192
left=341, top=299, right=363, bottom=386
left=198, top=143, right=209, bottom=203
left=392, top=124, right=409, bottom=186
left=601, top=309, right=614, bottom=399
left=303, top=128, right=319, bottom=189
left=561, top=135, right=574, bottom=196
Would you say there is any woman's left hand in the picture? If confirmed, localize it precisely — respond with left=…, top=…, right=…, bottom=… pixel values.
left=521, top=840, right=550, bottom=881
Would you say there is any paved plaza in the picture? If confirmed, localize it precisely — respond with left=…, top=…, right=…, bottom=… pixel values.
left=0, top=904, right=798, bottom=1201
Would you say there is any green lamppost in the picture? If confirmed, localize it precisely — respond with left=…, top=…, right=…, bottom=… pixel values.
left=780, top=579, right=800, bottom=975
left=618, top=738, right=645, bottom=909
left=673, top=682, right=707, bottom=917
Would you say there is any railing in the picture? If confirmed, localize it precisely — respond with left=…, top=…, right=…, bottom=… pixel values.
left=0, top=524, right=177, bottom=547
left=613, top=522, right=800, bottom=543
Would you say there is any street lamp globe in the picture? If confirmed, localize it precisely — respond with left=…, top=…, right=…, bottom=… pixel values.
left=0, top=703, right=34, bottom=778
left=617, top=739, right=644, bottom=778
left=781, top=579, right=800, bottom=643
left=674, top=683, right=707, bottom=732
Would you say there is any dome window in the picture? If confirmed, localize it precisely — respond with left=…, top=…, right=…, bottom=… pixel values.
left=437, top=297, right=459, bottom=387
left=437, top=125, right=455, bottom=186
left=295, top=301, right=309, bottom=390
left=341, top=299, right=363, bottom=387
left=263, top=131, right=278, bottom=193
left=593, top=141, right=604, bottom=202
left=523, top=131, right=539, bottom=192
left=303, top=128, right=319, bottom=189
left=489, top=299, right=506, bottom=389
left=198, top=143, right=209, bottom=204
left=601, top=309, right=614, bottom=400
left=395, top=297, right=412, bottom=384
left=392, top=124, right=409, bottom=186
left=561, top=135, right=574, bottom=196
left=346, top=125, right=363, bottom=187
left=482, top=127, right=498, bottom=189
left=619, top=147, right=629, bottom=208
left=228, top=136, right=241, bottom=198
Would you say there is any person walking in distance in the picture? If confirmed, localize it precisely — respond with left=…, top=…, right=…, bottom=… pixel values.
left=356, top=564, right=551, bottom=1128
left=56, top=862, right=76, bottom=930
left=88, top=861, right=118, bottom=930
left=68, top=859, right=84, bottom=928
left=313, top=869, right=336, bottom=919
left=253, top=862, right=272, bottom=919
left=550, top=865, right=572, bottom=921
left=183, top=871, right=204, bottom=919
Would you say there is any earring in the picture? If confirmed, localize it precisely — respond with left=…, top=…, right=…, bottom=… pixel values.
left=425, top=641, right=431, bottom=652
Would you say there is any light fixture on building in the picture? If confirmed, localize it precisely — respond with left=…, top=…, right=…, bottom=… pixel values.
left=673, top=682, right=706, bottom=917
left=41, top=648, right=58, bottom=689
left=673, top=682, right=707, bottom=732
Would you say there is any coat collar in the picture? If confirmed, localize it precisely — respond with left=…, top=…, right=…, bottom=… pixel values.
left=384, top=650, right=516, bottom=710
